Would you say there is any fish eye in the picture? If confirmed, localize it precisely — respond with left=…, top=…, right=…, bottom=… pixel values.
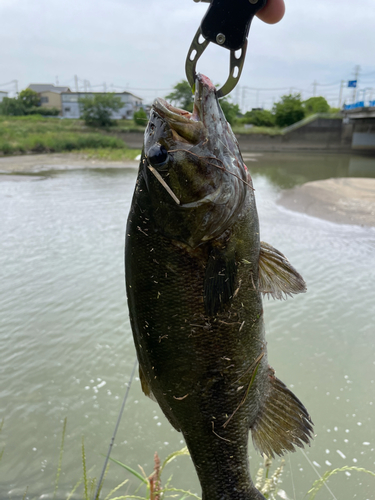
left=147, top=143, right=168, bottom=167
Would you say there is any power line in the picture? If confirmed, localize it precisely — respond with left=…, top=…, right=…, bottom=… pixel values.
left=0, top=80, right=16, bottom=88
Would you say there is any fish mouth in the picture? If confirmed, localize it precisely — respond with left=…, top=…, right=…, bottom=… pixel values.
left=152, top=74, right=220, bottom=144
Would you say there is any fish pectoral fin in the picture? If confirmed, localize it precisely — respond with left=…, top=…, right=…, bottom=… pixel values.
left=251, top=368, right=314, bottom=459
left=258, top=241, right=306, bottom=300
left=204, top=245, right=237, bottom=316
left=139, top=365, right=157, bottom=402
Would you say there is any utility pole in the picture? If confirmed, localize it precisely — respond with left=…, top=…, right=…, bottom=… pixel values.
left=74, top=75, right=79, bottom=92
left=235, top=85, right=240, bottom=108
left=352, top=65, right=360, bottom=103
left=241, top=87, right=246, bottom=111
left=312, top=80, right=318, bottom=97
left=103, top=82, right=107, bottom=92
left=56, top=76, right=59, bottom=85
left=13, top=79, right=18, bottom=94
left=338, top=80, right=345, bottom=109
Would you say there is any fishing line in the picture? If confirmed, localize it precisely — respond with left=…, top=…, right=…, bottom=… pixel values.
left=94, top=358, right=138, bottom=500
left=300, top=448, right=338, bottom=500
left=288, top=455, right=296, bottom=500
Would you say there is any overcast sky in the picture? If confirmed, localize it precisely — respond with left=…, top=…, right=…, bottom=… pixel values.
left=1, top=0, right=374, bottom=110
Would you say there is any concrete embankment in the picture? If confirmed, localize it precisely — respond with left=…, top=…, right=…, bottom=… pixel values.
left=115, top=114, right=375, bottom=154
left=113, top=129, right=351, bottom=153
left=114, top=116, right=353, bottom=153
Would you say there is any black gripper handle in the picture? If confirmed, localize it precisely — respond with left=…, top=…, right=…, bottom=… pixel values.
left=201, top=0, right=267, bottom=51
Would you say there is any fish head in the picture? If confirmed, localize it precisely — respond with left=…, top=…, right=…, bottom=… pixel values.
left=142, top=74, right=251, bottom=248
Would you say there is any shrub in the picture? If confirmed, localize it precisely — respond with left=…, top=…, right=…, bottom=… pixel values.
left=242, top=109, right=275, bottom=127
left=18, top=89, right=40, bottom=108
left=133, top=108, right=148, bottom=126
left=303, top=96, right=330, bottom=115
left=0, top=97, right=26, bottom=116
left=79, top=94, right=123, bottom=128
left=273, top=93, right=305, bottom=127
left=27, top=107, right=60, bottom=116
left=219, top=99, right=240, bottom=125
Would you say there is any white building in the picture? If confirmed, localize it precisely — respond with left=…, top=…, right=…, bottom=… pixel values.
left=61, top=91, right=143, bottom=119
left=0, top=91, right=8, bottom=103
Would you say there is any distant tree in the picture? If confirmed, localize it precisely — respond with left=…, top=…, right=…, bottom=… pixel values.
left=166, top=80, right=194, bottom=112
left=273, top=93, right=305, bottom=127
left=219, top=99, right=240, bottom=125
left=0, top=97, right=26, bottom=116
left=133, top=107, right=148, bottom=126
left=242, top=109, right=275, bottom=127
left=165, top=80, right=241, bottom=124
left=19, top=89, right=40, bottom=108
left=79, top=93, right=123, bottom=127
left=329, top=106, right=340, bottom=114
left=303, top=96, right=330, bottom=115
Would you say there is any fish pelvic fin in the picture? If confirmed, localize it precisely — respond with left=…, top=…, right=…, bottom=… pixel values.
left=258, top=241, right=306, bottom=300
left=139, top=365, right=157, bottom=402
left=251, top=368, right=314, bottom=459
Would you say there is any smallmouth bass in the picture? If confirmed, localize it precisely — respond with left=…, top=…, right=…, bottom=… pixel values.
left=125, top=74, right=313, bottom=500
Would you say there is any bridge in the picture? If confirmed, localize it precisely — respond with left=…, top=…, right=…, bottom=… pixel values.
left=343, top=101, right=375, bottom=150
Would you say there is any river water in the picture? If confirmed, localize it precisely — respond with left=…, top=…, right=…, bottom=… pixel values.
left=0, top=153, right=374, bottom=500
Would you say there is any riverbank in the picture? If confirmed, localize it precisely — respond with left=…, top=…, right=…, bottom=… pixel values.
left=278, top=177, right=375, bottom=227
left=0, top=152, right=138, bottom=174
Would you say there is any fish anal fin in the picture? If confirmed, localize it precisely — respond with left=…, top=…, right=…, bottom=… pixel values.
left=258, top=241, right=306, bottom=300
left=139, top=365, right=157, bottom=402
left=204, top=245, right=237, bottom=316
left=251, top=368, right=314, bottom=459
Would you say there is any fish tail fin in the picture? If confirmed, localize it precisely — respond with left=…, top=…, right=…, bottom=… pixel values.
left=251, top=368, right=314, bottom=458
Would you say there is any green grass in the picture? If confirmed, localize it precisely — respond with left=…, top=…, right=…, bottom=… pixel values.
left=0, top=115, right=143, bottom=158
left=80, top=148, right=141, bottom=162
left=231, top=124, right=284, bottom=135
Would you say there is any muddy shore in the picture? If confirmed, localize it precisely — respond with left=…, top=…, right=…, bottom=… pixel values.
left=0, top=153, right=138, bottom=174
left=278, top=177, right=375, bottom=227
left=1, top=153, right=374, bottom=227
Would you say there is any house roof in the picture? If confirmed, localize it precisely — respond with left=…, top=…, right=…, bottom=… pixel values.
left=0, top=90, right=8, bottom=95
left=28, top=84, right=71, bottom=94
left=60, top=90, right=143, bottom=101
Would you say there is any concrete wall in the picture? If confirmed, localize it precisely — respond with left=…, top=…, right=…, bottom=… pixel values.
left=112, top=115, right=375, bottom=155
left=352, top=120, right=375, bottom=150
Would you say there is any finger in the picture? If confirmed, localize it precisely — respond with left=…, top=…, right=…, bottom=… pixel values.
left=256, top=0, right=285, bottom=24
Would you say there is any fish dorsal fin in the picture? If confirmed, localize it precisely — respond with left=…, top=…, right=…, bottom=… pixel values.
left=258, top=242, right=306, bottom=300
left=204, top=245, right=237, bottom=316
left=139, top=365, right=156, bottom=402
left=251, top=368, right=314, bottom=458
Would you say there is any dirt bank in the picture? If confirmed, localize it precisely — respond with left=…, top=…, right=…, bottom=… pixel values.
left=278, top=177, right=375, bottom=227
left=0, top=153, right=138, bottom=174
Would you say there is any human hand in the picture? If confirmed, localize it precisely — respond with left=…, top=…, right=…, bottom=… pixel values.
left=256, top=0, right=285, bottom=24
